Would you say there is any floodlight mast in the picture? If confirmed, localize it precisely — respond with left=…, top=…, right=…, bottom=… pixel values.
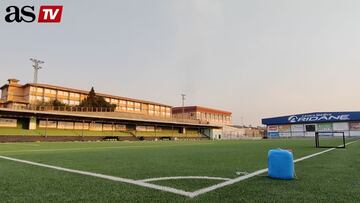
left=30, top=58, right=44, bottom=84
left=181, top=93, right=186, bottom=120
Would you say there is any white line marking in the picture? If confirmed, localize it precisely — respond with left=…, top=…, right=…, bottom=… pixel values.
left=140, top=176, right=231, bottom=182
left=0, top=155, right=193, bottom=197
left=0, top=139, right=358, bottom=198
left=189, top=139, right=359, bottom=198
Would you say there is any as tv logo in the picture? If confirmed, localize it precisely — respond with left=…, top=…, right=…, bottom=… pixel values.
left=5, top=5, right=63, bottom=23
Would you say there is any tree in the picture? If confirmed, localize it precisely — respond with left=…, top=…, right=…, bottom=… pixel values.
left=78, top=87, right=116, bottom=110
left=35, top=99, right=67, bottom=107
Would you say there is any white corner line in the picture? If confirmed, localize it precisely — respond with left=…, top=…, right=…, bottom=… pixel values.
left=0, top=155, right=193, bottom=198
left=140, top=176, right=231, bottom=182
left=189, top=139, right=360, bottom=198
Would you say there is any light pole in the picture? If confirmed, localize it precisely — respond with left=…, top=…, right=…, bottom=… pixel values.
left=30, top=58, right=44, bottom=84
left=181, top=93, right=186, bottom=120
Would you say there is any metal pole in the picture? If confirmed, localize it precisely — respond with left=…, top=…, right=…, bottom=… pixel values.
left=30, top=58, right=44, bottom=84
left=112, top=122, right=114, bottom=136
left=181, top=93, right=186, bottom=121
left=82, top=120, right=84, bottom=137
left=155, top=125, right=157, bottom=138
left=45, top=118, right=48, bottom=138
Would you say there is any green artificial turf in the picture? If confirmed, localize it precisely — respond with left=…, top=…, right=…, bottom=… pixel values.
left=0, top=128, right=199, bottom=137
left=0, top=138, right=359, bottom=202
left=0, top=128, right=131, bottom=136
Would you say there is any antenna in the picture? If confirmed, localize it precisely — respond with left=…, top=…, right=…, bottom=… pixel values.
left=30, top=58, right=44, bottom=84
left=181, top=93, right=186, bottom=120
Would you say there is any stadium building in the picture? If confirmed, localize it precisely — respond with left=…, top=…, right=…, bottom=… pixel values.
left=262, top=112, right=360, bottom=137
left=0, top=79, right=225, bottom=142
left=0, top=79, right=172, bottom=117
left=172, top=106, right=253, bottom=139
left=172, top=106, right=232, bottom=125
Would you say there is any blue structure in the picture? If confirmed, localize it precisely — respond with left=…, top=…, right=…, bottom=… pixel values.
left=262, top=112, right=360, bottom=125
left=268, top=149, right=294, bottom=180
left=262, top=112, right=360, bottom=138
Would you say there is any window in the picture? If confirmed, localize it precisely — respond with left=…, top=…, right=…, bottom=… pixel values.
left=58, top=91, right=69, bottom=97
left=36, top=96, right=43, bottom=101
left=105, top=98, right=110, bottom=102
left=36, top=88, right=43, bottom=93
left=127, top=101, right=134, bottom=106
left=44, top=89, right=51, bottom=94
left=70, top=93, right=80, bottom=98
left=135, top=102, right=141, bottom=107
left=69, top=100, right=78, bottom=105
left=111, top=99, right=118, bottom=104
left=44, top=97, right=50, bottom=102
left=119, top=100, right=126, bottom=105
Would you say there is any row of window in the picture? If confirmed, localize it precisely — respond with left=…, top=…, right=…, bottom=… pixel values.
left=198, top=112, right=231, bottom=122
left=31, top=87, right=81, bottom=98
left=29, top=86, right=171, bottom=115
left=28, top=94, right=171, bottom=117
left=30, top=95, right=79, bottom=106
left=31, top=87, right=170, bottom=110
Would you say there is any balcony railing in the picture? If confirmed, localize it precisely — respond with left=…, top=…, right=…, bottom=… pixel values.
left=3, top=105, right=210, bottom=125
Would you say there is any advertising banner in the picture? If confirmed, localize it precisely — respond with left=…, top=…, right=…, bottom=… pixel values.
left=39, top=120, right=57, bottom=128
left=262, top=112, right=360, bottom=125
left=115, top=124, right=127, bottom=131
left=332, top=122, right=349, bottom=131
left=278, top=125, right=291, bottom=132
left=267, top=132, right=279, bottom=137
left=103, top=124, right=114, bottom=131
left=0, top=118, right=17, bottom=127
left=89, top=123, right=103, bottom=131
left=267, top=125, right=278, bottom=132
left=317, top=123, right=332, bottom=132
left=349, top=122, right=360, bottom=130
left=136, top=126, right=155, bottom=132
left=74, top=122, right=89, bottom=130
left=291, top=124, right=304, bottom=132
left=58, top=122, right=74, bottom=130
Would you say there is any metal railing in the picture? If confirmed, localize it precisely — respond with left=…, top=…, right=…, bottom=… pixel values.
left=26, top=105, right=116, bottom=112
left=3, top=105, right=209, bottom=125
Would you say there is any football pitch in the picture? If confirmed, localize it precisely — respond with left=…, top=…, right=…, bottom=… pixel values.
left=0, top=138, right=359, bottom=202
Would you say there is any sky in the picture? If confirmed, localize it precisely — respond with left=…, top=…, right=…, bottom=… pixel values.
left=1, top=0, right=360, bottom=126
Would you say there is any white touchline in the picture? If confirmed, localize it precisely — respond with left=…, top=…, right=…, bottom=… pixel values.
left=140, top=176, right=231, bottom=182
left=189, top=139, right=359, bottom=198
left=0, top=155, right=193, bottom=198
left=0, top=139, right=358, bottom=199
